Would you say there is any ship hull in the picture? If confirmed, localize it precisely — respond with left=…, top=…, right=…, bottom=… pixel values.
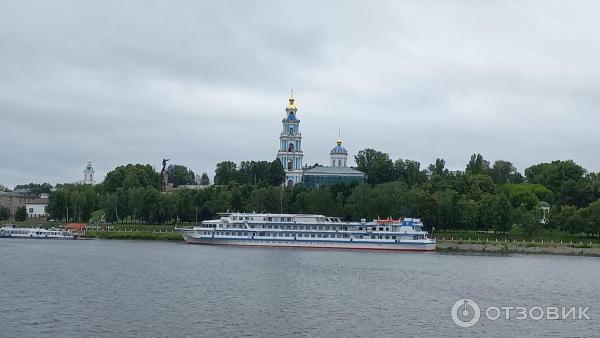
left=182, top=236, right=435, bottom=252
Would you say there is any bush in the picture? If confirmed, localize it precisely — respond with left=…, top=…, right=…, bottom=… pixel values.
left=15, top=207, right=27, bottom=222
left=0, top=206, right=9, bottom=221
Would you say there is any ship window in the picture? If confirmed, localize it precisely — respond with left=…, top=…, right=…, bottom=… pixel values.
left=318, top=226, right=322, bottom=230
left=293, top=226, right=297, bottom=230
left=392, top=236, right=396, bottom=239
left=371, top=235, right=376, bottom=239
left=311, top=234, right=315, bottom=238
left=385, top=235, right=390, bottom=239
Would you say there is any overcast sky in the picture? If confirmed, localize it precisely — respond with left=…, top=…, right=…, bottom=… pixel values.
left=2, top=1, right=600, bottom=188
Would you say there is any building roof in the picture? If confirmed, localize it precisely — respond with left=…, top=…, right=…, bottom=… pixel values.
left=65, top=223, right=87, bottom=230
left=330, top=143, right=348, bottom=154
left=27, top=198, right=49, bottom=205
left=303, top=166, right=365, bottom=176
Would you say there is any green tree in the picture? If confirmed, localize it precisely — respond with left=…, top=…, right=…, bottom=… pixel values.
left=492, top=193, right=512, bottom=233
left=355, top=149, right=395, bottom=184
left=490, top=160, right=520, bottom=185
left=513, top=206, right=540, bottom=238
left=13, top=183, right=53, bottom=195
left=565, top=213, right=586, bottom=235
left=102, top=164, right=160, bottom=193
left=0, top=206, right=9, bottom=221
left=15, top=207, right=27, bottom=222
left=431, top=189, right=458, bottom=230
left=502, top=183, right=551, bottom=209
left=214, top=161, right=237, bottom=185
left=428, top=158, right=449, bottom=177
left=167, top=164, right=196, bottom=187
left=580, top=200, right=600, bottom=237
left=525, top=160, right=586, bottom=206
left=466, top=153, right=490, bottom=175
left=47, top=189, right=68, bottom=220
left=267, top=159, right=285, bottom=186
left=456, top=174, right=496, bottom=200
left=404, top=160, right=428, bottom=187
left=199, top=172, right=210, bottom=186
left=456, top=197, right=477, bottom=230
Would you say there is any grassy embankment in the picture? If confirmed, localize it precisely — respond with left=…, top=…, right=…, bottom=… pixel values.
left=434, top=229, right=600, bottom=255
left=83, top=230, right=183, bottom=241
left=434, top=229, right=600, bottom=245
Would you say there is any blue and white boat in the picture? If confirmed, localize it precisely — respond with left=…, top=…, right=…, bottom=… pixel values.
left=179, top=213, right=435, bottom=251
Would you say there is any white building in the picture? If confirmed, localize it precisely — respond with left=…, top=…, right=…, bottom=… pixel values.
left=276, top=91, right=304, bottom=186
left=26, top=198, right=48, bottom=218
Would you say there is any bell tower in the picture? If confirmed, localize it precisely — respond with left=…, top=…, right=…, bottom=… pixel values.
left=277, top=90, right=304, bottom=186
left=83, top=161, right=95, bottom=185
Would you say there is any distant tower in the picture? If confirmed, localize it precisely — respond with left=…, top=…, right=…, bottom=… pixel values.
left=276, top=90, right=304, bottom=186
left=83, top=161, right=95, bottom=185
left=330, top=128, right=348, bottom=167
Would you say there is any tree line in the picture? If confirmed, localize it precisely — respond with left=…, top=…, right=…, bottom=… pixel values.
left=37, top=150, right=600, bottom=238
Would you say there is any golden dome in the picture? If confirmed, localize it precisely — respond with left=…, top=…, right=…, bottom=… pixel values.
left=287, top=89, right=297, bottom=111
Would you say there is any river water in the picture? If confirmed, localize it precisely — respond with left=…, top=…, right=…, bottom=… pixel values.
left=0, top=240, right=598, bottom=337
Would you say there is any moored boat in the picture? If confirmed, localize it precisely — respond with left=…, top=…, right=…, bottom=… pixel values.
left=0, top=226, right=75, bottom=239
left=179, top=213, right=436, bottom=251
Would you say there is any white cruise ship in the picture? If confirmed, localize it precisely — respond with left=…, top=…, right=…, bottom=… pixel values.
left=0, top=227, right=74, bottom=239
left=179, top=213, right=436, bottom=251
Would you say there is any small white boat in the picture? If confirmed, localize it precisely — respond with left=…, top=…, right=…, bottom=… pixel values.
left=0, top=226, right=74, bottom=239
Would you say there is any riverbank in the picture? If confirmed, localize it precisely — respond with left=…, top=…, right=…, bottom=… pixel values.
left=436, top=241, right=600, bottom=256
left=80, top=231, right=600, bottom=256
left=83, top=231, right=182, bottom=241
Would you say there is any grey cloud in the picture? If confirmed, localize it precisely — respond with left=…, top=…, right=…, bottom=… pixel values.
left=2, top=0, right=600, bottom=187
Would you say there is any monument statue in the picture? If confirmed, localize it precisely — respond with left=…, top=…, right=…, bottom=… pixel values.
left=160, top=158, right=170, bottom=192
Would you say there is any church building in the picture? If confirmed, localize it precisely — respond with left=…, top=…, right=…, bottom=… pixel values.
left=275, top=92, right=365, bottom=188
left=276, top=92, right=304, bottom=187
